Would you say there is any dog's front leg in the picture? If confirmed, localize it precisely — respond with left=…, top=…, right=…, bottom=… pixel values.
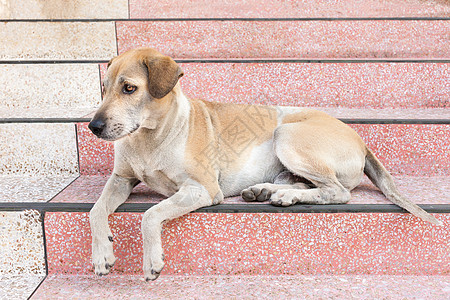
left=141, top=180, right=217, bottom=281
left=89, top=173, right=138, bottom=276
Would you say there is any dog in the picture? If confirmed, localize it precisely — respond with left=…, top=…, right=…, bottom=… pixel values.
left=88, top=47, right=441, bottom=281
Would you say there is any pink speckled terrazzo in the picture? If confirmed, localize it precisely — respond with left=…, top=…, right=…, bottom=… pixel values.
left=50, top=175, right=450, bottom=205
left=129, top=0, right=450, bottom=18
left=32, top=274, right=450, bottom=300
left=44, top=212, right=449, bottom=276
left=117, top=21, right=449, bottom=59
left=351, top=124, right=450, bottom=176
left=99, top=63, right=449, bottom=109
left=178, top=63, right=450, bottom=109
left=77, top=123, right=114, bottom=176
left=77, top=123, right=450, bottom=176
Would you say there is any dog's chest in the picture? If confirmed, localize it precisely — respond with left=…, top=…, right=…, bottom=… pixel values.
left=123, top=143, right=187, bottom=197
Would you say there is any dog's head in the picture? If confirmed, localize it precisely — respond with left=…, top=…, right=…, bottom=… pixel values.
left=88, top=48, right=184, bottom=141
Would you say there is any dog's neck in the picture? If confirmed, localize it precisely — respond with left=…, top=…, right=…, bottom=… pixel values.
left=126, top=84, right=190, bottom=152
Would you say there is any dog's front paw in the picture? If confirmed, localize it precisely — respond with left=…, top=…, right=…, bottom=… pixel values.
left=143, top=254, right=164, bottom=281
left=92, top=236, right=116, bottom=276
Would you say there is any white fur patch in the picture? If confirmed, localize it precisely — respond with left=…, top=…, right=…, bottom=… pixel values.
left=220, top=139, right=284, bottom=197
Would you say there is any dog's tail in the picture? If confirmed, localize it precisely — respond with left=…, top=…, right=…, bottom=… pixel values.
left=363, top=149, right=442, bottom=226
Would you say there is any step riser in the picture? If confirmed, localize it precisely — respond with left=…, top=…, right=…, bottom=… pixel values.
left=4, top=62, right=448, bottom=118
left=0, top=123, right=79, bottom=176
left=0, top=64, right=100, bottom=118
left=45, top=212, right=449, bottom=276
left=100, top=63, right=449, bottom=109
left=77, top=123, right=450, bottom=176
left=0, top=211, right=46, bottom=275
left=129, top=0, right=450, bottom=18
left=0, top=22, right=116, bottom=61
left=1, top=22, right=448, bottom=61
left=2, top=0, right=448, bottom=20
left=1, top=0, right=128, bottom=19
left=117, top=21, right=450, bottom=59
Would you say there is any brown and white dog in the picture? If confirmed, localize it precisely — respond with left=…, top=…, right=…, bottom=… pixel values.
left=88, top=47, right=441, bottom=281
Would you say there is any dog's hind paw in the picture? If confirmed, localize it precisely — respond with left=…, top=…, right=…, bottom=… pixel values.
left=269, top=190, right=296, bottom=207
left=241, top=185, right=272, bottom=202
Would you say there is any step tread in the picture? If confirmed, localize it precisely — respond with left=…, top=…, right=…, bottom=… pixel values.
left=0, top=107, right=97, bottom=119
left=117, top=20, right=450, bottom=59
left=1, top=274, right=45, bottom=300
left=0, top=175, right=78, bottom=202
left=129, top=0, right=450, bottom=18
left=51, top=175, right=450, bottom=205
left=31, top=274, right=450, bottom=299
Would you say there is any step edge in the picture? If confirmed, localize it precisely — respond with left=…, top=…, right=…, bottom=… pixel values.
left=1, top=202, right=449, bottom=213
left=1, top=118, right=449, bottom=124
left=1, top=59, right=450, bottom=64
left=2, top=17, right=450, bottom=22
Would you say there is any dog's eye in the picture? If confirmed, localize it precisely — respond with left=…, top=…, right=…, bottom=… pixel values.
left=122, top=84, right=137, bottom=94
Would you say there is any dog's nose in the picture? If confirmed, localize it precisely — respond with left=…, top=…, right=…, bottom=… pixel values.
left=88, top=119, right=106, bottom=137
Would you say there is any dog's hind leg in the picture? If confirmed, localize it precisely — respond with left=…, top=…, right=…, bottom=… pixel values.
left=89, top=174, right=139, bottom=276
left=268, top=115, right=367, bottom=206
left=268, top=163, right=352, bottom=207
left=241, top=171, right=311, bottom=202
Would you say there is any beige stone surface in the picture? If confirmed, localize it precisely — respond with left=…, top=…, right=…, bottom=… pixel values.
left=0, top=275, right=45, bottom=300
left=0, top=64, right=101, bottom=117
left=0, top=175, right=78, bottom=202
left=0, top=22, right=116, bottom=60
left=0, top=0, right=128, bottom=19
left=0, top=123, right=79, bottom=176
left=0, top=210, right=46, bottom=299
left=0, top=210, right=46, bottom=275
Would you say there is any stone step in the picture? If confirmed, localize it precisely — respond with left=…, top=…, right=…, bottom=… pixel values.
left=0, top=22, right=116, bottom=61
left=3, top=62, right=448, bottom=119
left=117, top=20, right=450, bottom=59
left=76, top=122, right=450, bottom=176
left=43, top=211, right=448, bottom=276
left=0, top=0, right=128, bottom=19
left=1, top=20, right=448, bottom=62
left=31, top=274, right=450, bottom=299
left=0, top=211, right=46, bottom=299
left=129, top=0, right=450, bottom=18
left=50, top=175, right=450, bottom=205
left=2, top=0, right=449, bottom=20
left=0, top=123, right=79, bottom=177
left=0, top=64, right=100, bottom=118
left=173, top=63, right=449, bottom=109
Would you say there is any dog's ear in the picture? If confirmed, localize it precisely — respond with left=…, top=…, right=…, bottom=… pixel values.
left=107, top=56, right=116, bottom=69
left=144, top=55, right=184, bottom=99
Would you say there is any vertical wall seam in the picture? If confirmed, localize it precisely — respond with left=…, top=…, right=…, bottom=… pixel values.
left=28, top=210, right=49, bottom=299
left=128, top=0, right=131, bottom=19
left=114, top=21, right=119, bottom=55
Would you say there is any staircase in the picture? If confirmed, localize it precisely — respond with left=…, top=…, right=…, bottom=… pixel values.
left=1, top=1, right=449, bottom=299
